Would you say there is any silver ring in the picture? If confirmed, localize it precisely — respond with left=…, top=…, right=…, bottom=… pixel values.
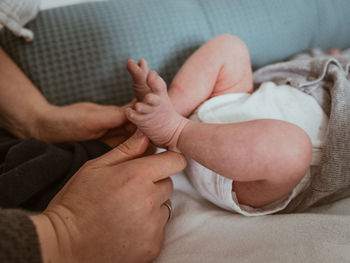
left=163, top=199, right=172, bottom=222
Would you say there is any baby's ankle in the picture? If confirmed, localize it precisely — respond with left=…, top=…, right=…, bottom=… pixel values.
left=166, top=117, right=189, bottom=152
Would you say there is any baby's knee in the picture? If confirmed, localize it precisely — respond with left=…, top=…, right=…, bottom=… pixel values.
left=250, top=120, right=311, bottom=183
left=269, top=121, right=312, bottom=184
left=286, top=124, right=312, bottom=170
left=210, top=34, right=249, bottom=56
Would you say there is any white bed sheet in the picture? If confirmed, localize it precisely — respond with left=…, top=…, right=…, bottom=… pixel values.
left=156, top=172, right=350, bottom=263
left=41, top=1, right=350, bottom=262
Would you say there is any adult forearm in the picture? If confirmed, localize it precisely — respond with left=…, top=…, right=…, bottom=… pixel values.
left=0, top=47, right=51, bottom=138
left=0, top=47, right=133, bottom=143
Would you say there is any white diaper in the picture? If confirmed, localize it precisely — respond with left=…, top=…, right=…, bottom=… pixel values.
left=186, top=82, right=329, bottom=216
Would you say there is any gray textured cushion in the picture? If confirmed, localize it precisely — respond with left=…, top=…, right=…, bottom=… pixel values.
left=1, top=0, right=350, bottom=106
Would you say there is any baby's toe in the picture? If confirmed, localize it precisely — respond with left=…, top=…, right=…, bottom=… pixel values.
left=126, top=107, right=144, bottom=123
left=135, top=102, right=154, bottom=114
left=147, top=71, right=167, bottom=94
left=144, top=93, right=161, bottom=106
left=126, top=59, right=137, bottom=73
left=127, top=60, right=145, bottom=79
left=138, top=58, right=149, bottom=72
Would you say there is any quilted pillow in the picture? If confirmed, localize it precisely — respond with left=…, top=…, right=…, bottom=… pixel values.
left=1, top=0, right=350, bottom=106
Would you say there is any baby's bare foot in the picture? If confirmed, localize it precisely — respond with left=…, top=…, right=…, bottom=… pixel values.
left=126, top=71, right=188, bottom=152
left=127, top=58, right=151, bottom=101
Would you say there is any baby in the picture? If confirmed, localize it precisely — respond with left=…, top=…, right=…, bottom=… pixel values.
left=125, top=34, right=328, bottom=215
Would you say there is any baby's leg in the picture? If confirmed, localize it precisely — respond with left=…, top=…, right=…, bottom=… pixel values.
left=127, top=34, right=253, bottom=116
left=126, top=71, right=189, bottom=151
left=126, top=71, right=312, bottom=207
left=126, top=35, right=310, bottom=207
left=168, top=34, right=253, bottom=117
left=178, top=119, right=312, bottom=207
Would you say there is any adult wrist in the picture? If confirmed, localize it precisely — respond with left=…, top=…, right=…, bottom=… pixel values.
left=27, top=103, right=59, bottom=141
left=30, top=207, right=74, bottom=263
left=0, top=98, right=52, bottom=140
left=0, top=47, right=54, bottom=140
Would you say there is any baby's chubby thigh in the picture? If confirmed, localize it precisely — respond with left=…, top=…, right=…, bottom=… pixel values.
left=185, top=113, right=312, bottom=211
left=232, top=119, right=313, bottom=208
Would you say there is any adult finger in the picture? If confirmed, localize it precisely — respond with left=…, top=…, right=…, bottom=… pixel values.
left=99, top=123, right=136, bottom=147
left=102, top=123, right=136, bottom=138
left=129, top=151, right=187, bottom=182
left=92, top=100, right=137, bottom=128
left=94, top=129, right=149, bottom=166
left=94, top=106, right=128, bottom=127
left=153, top=177, right=173, bottom=205
left=100, top=135, right=129, bottom=148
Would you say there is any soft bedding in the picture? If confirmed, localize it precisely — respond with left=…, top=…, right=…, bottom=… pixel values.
left=157, top=173, right=350, bottom=263
left=4, top=1, right=350, bottom=262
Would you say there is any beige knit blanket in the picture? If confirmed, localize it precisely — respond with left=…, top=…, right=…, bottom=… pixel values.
left=253, top=50, right=350, bottom=212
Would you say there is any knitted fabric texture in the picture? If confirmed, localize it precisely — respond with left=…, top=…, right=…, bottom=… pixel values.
left=1, top=0, right=350, bottom=106
left=253, top=51, right=350, bottom=212
left=0, top=209, right=42, bottom=263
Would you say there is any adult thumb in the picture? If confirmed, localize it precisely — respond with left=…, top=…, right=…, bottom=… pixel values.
left=96, top=129, right=149, bottom=166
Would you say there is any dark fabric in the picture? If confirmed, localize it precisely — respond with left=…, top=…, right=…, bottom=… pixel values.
left=0, top=209, right=41, bottom=263
left=0, top=128, right=110, bottom=211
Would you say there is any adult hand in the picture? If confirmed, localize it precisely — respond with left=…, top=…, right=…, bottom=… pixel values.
left=29, top=100, right=136, bottom=143
left=0, top=46, right=136, bottom=143
left=31, top=130, right=186, bottom=263
left=99, top=122, right=137, bottom=147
